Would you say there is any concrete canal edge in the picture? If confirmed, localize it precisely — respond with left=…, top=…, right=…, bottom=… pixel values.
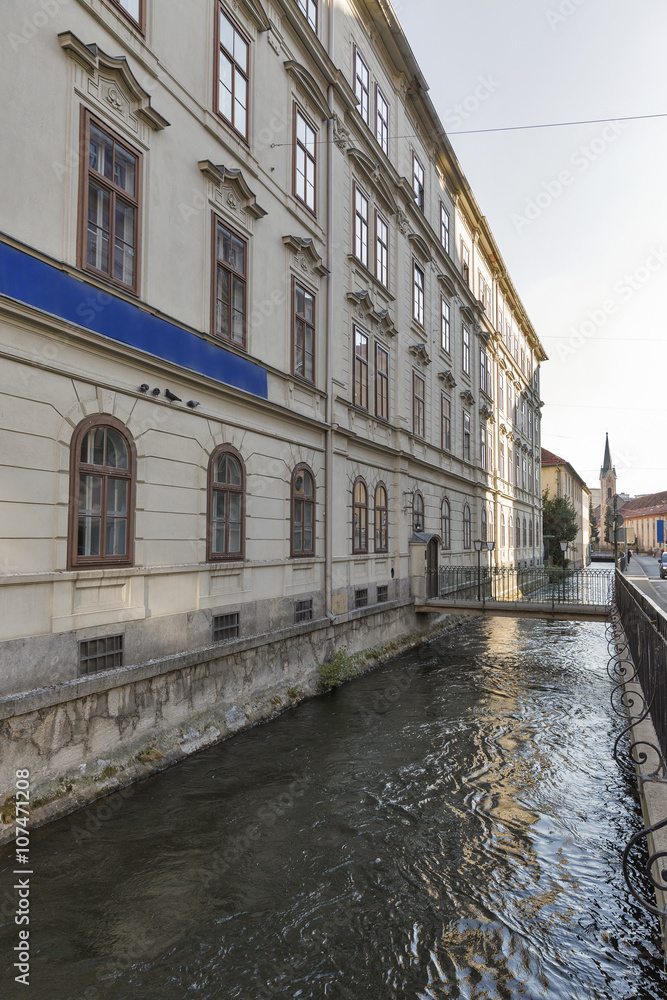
left=0, top=604, right=477, bottom=844
left=614, top=616, right=667, bottom=950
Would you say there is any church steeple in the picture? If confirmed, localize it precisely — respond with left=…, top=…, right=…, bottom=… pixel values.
left=600, top=432, right=615, bottom=478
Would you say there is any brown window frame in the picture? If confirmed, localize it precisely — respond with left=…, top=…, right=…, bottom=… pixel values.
left=463, top=504, right=472, bottom=549
left=480, top=424, right=487, bottom=471
left=207, top=444, right=246, bottom=562
left=374, top=482, right=388, bottom=553
left=462, top=325, right=470, bottom=375
left=353, top=326, right=369, bottom=410
left=353, top=45, right=370, bottom=125
left=412, top=153, right=425, bottom=212
left=215, top=4, right=250, bottom=142
left=375, top=209, right=389, bottom=288
left=412, top=371, right=425, bottom=438
left=68, top=414, right=136, bottom=570
left=108, top=0, right=145, bottom=31
left=293, top=103, right=317, bottom=215
left=441, top=297, right=450, bottom=353
left=413, top=260, right=425, bottom=326
left=292, top=277, right=316, bottom=384
left=291, top=464, right=316, bottom=558
left=461, top=242, right=470, bottom=285
left=353, top=477, right=368, bottom=554
left=297, top=0, right=318, bottom=31
left=353, top=182, right=369, bottom=266
left=441, top=498, right=451, bottom=550
left=440, top=202, right=450, bottom=253
left=441, top=394, right=451, bottom=452
left=463, top=410, right=471, bottom=462
left=375, top=84, right=389, bottom=155
left=211, top=213, right=247, bottom=349
left=78, top=110, right=142, bottom=296
left=375, top=342, right=389, bottom=420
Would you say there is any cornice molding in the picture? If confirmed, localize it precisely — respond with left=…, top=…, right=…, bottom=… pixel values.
left=437, top=370, right=457, bottom=389
left=58, top=31, right=170, bottom=130
left=347, top=148, right=398, bottom=213
left=347, top=290, right=397, bottom=336
left=198, top=161, right=267, bottom=219
left=407, top=232, right=431, bottom=263
left=283, top=235, right=329, bottom=276
left=284, top=60, right=331, bottom=121
left=234, top=0, right=271, bottom=31
left=409, top=343, right=431, bottom=365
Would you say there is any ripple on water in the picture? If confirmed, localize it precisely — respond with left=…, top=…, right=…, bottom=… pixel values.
left=1, top=615, right=666, bottom=1000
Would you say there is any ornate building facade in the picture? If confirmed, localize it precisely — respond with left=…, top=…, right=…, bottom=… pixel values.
left=0, top=0, right=546, bottom=815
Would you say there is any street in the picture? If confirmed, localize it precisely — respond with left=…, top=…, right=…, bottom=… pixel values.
left=624, top=553, right=667, bottom=614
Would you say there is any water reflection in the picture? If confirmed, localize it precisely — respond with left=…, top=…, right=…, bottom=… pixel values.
left=1, top=616, right=665, bottom=999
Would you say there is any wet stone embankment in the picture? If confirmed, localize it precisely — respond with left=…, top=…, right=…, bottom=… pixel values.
left=2, top=615, right=667, bottom=999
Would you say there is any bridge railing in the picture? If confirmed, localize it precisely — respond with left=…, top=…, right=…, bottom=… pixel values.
left=437, top=566, right=613, bottom=606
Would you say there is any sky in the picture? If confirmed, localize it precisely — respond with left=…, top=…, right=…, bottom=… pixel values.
left=396, top=0, right=667, bottom=497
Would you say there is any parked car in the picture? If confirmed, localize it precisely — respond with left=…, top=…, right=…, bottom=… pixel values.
left=660, top=554, right=667, bottom=579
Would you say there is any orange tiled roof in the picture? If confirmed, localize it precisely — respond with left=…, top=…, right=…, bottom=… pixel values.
left=620, top=490, right=667, bottom=518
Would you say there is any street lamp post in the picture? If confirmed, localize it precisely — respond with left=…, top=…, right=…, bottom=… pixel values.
left=559, top=540, right=568, bottom=603
left=473, top=539, right=483, bottom=601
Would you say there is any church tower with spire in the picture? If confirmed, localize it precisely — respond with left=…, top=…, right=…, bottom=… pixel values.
left=600, top=433, right=617, bottom=504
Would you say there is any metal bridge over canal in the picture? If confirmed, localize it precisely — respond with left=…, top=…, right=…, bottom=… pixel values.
left=417, top=566, right=613, bottom=621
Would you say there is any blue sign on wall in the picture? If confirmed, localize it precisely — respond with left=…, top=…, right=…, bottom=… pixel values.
left=658, top=520, right=665, bottom=544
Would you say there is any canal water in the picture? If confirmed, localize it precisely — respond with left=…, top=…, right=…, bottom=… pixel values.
left=2, top=615, right=667, bottom=999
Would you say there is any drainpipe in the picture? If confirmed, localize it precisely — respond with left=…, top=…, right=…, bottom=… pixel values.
left=325, top=2, right=335, bottom=623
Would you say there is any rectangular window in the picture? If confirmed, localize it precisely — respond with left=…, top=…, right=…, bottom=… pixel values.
left=80, top=113, right=141, bottom=293
left=354, top=47, right=370, bottom=124
left=499, top=442, right=505, bottom=480
left=375, top=211, right=388, bottom=287
left=528, top=409, right=533, bottom=443
left=413, top=261, right=424, bottom=325
left=440, top=203, right=450, bottom=253
left=413, top=154, right=425, bottom=212
left=353, top=327, right=369, bottom=410
left=507, top=383, right=513, bottom=425
left=522, top=458, right=527, bottom=490
left=217, top=6, right=249, bottom=139
left=463, top=410, right=471, bottom=462
left=294, top=105, right=317, bottom=213
left=297, top=0, right=317, bottom=30
left=293, top=280, right=315, bottom=383
left=441, top=395, right=451, bottom=451
left=412, top=372, right=425, bottom=437
left=212, top=612, right=240, bottom=642
left=375, top=86, right=389, bottom=155
left=498, top=373, right=504, bottom=413
left=111, top=0, right=144, bottom=30
left=79, top=634, right=124, bottom=675
left=213, top=216, right=246, bottom=347
left=461, top=243, right=470, bottom=285
left=441, top=298, right=450, bottom=353
left=377, top=584, right=388, bottom=603
left=355, top=587, right=369, bottom=609
left=354, top=184, right=369, bottom=266
left=508, top=447, right=513, bottom=485
left=480, top=425, right=487, bottom=470
left=462, top=326, right=470, bottom=375
left=480, top=348, right=488, bottom=395
left=294, top=598, right=313, bottom=623
left=375, top=343, right=389, bottom=420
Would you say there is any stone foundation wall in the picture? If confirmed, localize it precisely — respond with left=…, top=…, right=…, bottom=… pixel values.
left=0, top=603, right=471, bottom=843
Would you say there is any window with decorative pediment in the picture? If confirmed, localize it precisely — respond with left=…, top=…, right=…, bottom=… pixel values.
left=441, top=298, right=450, bottom=353
left=212, top=215, right=247, bottom=348
left=79, top=112, right=141, bottom=294
left=294, top=104, right=317, bottom=214
left=375, top=211, right=388, bottom=287
left=440, top=203, right=450, bottom=253
left=412, top=372, right=425, bottom=438
left=413, top=154, right=425, bottom=212
left=413, top=261, right=424, bottom=326
left=292, top=279, right=315, bottom=383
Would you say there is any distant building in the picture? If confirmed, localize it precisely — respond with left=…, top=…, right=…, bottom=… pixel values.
left=541, top=448, right=591, bottom=567
left=621, top=492, right=667, bottom=553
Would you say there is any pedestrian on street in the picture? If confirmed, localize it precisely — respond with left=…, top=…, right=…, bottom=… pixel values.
left=627, top=548, right=632, bottom=566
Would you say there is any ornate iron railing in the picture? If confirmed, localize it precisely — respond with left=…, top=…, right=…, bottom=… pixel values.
left=437, top=566, right=613, bottom=607
left=611, top=572, right=667, bottom=928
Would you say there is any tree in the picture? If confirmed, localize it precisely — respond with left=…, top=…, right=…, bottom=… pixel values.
left=604, top=502, right=613, bottom=544
left=542, top=487, right=579, bottom=567
left=589, top=499, right=599, bottom=545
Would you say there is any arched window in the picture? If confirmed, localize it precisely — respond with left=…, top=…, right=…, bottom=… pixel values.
left=413, top=491, right=424, bottom=532
left=374, top=483, right=388, bottom=553
left=291, top=465, right=315, bottom=557
left=463, top=504, right=471, bottom=549
left=522, top=517, right=527, bottom=548
left=509, top=515, right=513, bottom=549
left=529, top=518, right=534, bottom=547
left=516, top=516, right=521, bottom=549
left=353, top=478, right=368, bottom=553
left=69, top=415, right=135, bottom=568
left=208, top=445, right=245, bottom=561
left=501, top=512, right=506, bottom=548
left=441, top=498, right=451, bottom=550
left=481, top=506, right=487, bottom=543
